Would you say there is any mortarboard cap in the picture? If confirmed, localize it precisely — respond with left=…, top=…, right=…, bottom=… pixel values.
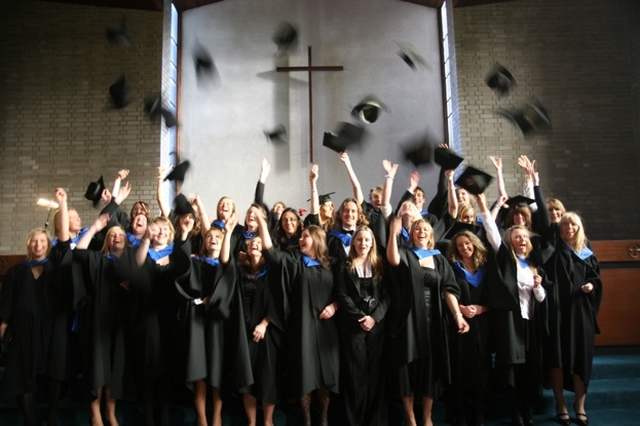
left=164, top=160, right=190, bottom=182
left=174, top=194, right=196, bottom=217
left=403, top=141, right=434, bottom=167
left=486, top=64, right=515, bottom=97
left=455, top=166, right=493, bottom=195
left=351, top=96, right=387, bottom=124
left=105, top=16, right=130, bottom=45
left=109, top=75, right=133, bottom=109
left=272, top=22, right=298, bottom=56
left=396, top=43, right=428, bottom=71
left=498, top=101, right=552, bottom=136
left=193, top=43, right=217, bottom=79
left=323, top=122, right=366, bottom=153
left=319, top=192, right=335, bottom=205
left=505, top=195, right=535, bottom=208
left=264, top=124, right=287, bottom=144
left=84, top=176, right=105, bottom=207
left=443, top=221, right=482, bottom=241
left=434, top=146, right=464, bottom=170
left=144, top=95, right=177, bottom=128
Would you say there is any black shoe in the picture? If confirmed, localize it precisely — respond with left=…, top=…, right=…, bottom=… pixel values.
left=575, top=412, right=589, bottom=426
left=574, top=403, right=589, bottom=426
left=554, top=412, right=570, bottom=426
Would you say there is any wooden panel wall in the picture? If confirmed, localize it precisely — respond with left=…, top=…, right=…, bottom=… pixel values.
left=1, top=240, right=639, bottom=345
left=591, top=240, right=640, bottom=346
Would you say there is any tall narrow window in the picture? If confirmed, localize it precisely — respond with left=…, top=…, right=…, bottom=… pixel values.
left=440, top=0, right=461, bottom=154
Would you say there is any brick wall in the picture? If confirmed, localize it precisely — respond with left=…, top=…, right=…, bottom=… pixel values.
left=0, top=1, right=163, bottom=253
left=454, top=0, right=639, bottom=239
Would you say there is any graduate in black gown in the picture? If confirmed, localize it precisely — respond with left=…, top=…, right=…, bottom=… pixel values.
left=545, top=212, right=602, bottom=426
left=174, top=212, right=251, bottom=426
left=274, top=207, right=303, bottom=251
left=235, top=224, right=286, bottom=426
left=479, top=193, right=550, bottom=426
left=327, top=198, right=369, bottom=263
left=304, top=165, right=335, bottom=233
left=74, top=212, right=136, bottom=426
left=335, top=225, right=390, bottom=426
left=0, top=189, right=70, bottom=426
left=386, top=216, right=470, bottom=426
left=256, top=213, right=340, bottom=426
left=132, top=215, right=193, bottom=426
left=446, top=220, right=495, bottom=426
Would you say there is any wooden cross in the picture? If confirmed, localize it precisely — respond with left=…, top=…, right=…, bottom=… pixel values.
left=277, top=46, right=343, bottom=163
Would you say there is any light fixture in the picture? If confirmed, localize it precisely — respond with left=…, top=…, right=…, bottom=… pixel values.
left=36, top=198, right=59, bottom=229
left=36, top=198, right=59, bottom=209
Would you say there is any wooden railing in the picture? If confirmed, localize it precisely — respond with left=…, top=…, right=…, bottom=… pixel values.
left=590, top=240, right=640, bottom=346
left=1, top=241, right=639, bottom=345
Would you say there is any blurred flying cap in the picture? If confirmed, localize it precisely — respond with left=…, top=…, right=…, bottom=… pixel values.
left=351, top=96, right=387, bottom=124
left=109, top=75, right=133, bottom=109
left=443, top=221, right=482, bottom=240
left=322, top=122, right=366, bottom=153
left=505, top=195, right=535, bottom=208
left=164, top=160, right=190, bottom=182
left=403, top=141, right=434, bottom=167
left=486, top=63, right=515, bottom=97
left=264, top=124, right=287, bottom=144
left=193, top=43, right=216, bottom=79
left=319, top=192, right=335, bottom=205
left=84, top=175, right=105, bottom=207
left=105, top=16, right=130, bottom=45
left=174, top=193, right=196, bottom=217
left=498, top=101, right=552, bottom=136
left=455, top=166, right=493, bottom=195
left=144, top=95, right=177, bottom=128
left=272, top=21, right=298, bottom=56
left=396, top=42, right=428, bottom=71
left=434, top=146, right=464, bottom=170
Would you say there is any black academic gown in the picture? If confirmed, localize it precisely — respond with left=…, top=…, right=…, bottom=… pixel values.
left=264, top=247, right=340, bottom=398
left=486, top=243, right=550, bottom=398
left=71, top=247, right=136, bottom=400
left=126, top=242, right=190, bottom=390
left=0, top=243, right=69, bottom=399
left=385, top=248, right=460, bottom=399
left=544, top=237, right=602, bottom=391
left=449, top=261, right=494, bottom=393
left=335, top=260, right=390, bottom=426
left=236, top=262, right=286, bottom=403
left=174, top=250, right=253, bottom=393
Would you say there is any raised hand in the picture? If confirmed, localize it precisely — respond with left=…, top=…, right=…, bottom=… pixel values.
left=310, top=164, right=319, bottom=183
left=382, top=159, right=398, bottom=178
left=54, top=187, right=67, bottom=205
left=116, top=169, right=130, bottom=180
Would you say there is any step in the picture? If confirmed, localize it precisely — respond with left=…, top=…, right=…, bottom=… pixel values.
left=591, top=353, right=640, bottom=379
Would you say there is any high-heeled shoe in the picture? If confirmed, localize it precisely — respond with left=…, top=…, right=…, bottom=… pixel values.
left=554, top=412, right=570, bottom=426
left=574, top=403, right=589, bottom=426
left=575, top=412, right=589, bottom=426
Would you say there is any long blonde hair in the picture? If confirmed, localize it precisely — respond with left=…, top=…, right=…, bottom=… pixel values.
left=409, top=219, right=435, bottom=249
left=25, top=228, right=51, bottom=260
left=347, top=225, right=384, bottom=280
left=100, top=226, right=127, bottom=255
left=560, top=212, right=587, bottom=253
left=448, top=230, right=487, bottom=271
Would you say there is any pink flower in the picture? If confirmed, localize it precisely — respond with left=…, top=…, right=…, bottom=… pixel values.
left=298, top=208, right=308, bottom=217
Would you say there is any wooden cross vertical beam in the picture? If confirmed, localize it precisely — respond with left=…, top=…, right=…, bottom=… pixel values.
left=276, top=46, right=343, bottom=163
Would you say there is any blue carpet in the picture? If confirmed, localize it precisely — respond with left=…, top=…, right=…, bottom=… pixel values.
left=1, top=346, right=639, bottom=425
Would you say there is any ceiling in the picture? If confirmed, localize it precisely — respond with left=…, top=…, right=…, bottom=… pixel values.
left=40, top=0, right=514, bottom=13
